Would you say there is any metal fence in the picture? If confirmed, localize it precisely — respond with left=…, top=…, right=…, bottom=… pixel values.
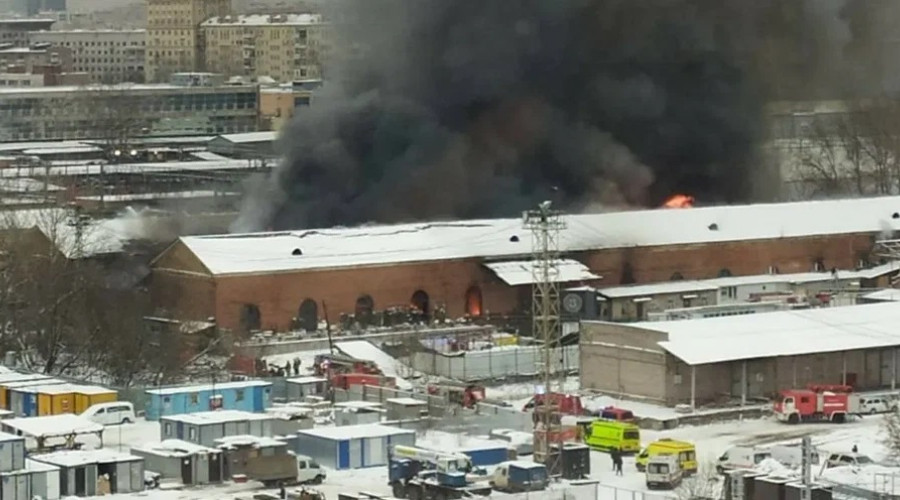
left=410, top=345, right=579, bottom=381
left=486, top=482, right=671, bottom=500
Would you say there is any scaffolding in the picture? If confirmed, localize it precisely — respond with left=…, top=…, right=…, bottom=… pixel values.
left=523, top=201, right=566, bottom=473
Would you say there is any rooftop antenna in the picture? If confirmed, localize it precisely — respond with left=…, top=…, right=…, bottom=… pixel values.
left=523, top=200, right=565, bottom=476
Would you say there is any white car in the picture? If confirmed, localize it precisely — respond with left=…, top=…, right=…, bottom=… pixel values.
left=81, top=402, right=135, bottom=426
left=859, top=396, right=892, bottom=414
left=824, top=452, right=874, bottom=469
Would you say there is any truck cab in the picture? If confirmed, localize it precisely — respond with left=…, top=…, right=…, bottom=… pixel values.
left=489, top=461, right=548, bottom=493
left=645, top=454, right=682, bottom=490
left=295, top=455, right=326, bottom=484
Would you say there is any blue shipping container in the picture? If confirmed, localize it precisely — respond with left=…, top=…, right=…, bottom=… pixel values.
left=144, top=381, right=272, bottom=420
left=462, top=446, right=511, bottom=467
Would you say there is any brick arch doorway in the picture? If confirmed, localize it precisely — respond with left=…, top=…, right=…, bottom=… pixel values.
left=465, top=286, right=483, bottom=316
left=240, top=304, right=261, bottom=333
left=298, top=299, right=318, bottom=332
left=411, top=290, right=430, bottom=316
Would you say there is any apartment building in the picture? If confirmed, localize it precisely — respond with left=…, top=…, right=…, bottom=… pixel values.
left=202, top=13, right=326, bottom=83
left=0, top=79, right=259, bottom=141
left=28, top=29, right=146, bottom=83
left=0, top=44, right=71, bottom=72
left=2, top=0, right=65, bottom=16
left=145, top=0, right=230, bottom=82
left=0, top=17, right=52, bottom=46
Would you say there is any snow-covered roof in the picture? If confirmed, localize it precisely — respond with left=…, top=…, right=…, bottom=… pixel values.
left=24, top=458, right=58, bottom=473
left=2, top=414, right=103, bottom=439
left=3, top=378, right=64, bottom=389
left=861, top=289, right=900, bottom=302
left=146, top=380, right=271, bottom=396
left=214, top=435, right=285, bottom=449
left=0, top=178, right=64, bottom=192
left=597, top=281, right=718, bottom=299
left=620, top=301, right=900, bottom=365
left=76, top=190, right=238, bottom=202
left=0, top=431, right=23, bottom=443
left=286, top=376, right=327, bottom=385
left=31, top=448, right=140, bottom=467
left=298, top=424, right=414, bottom=441
left=132, top=439, right=217, bottom=457
left=160, top=410, right=272, bottom=425
left=333, top=401, right=382, bottom=410
left=0, top=372, right=50, bottom=383
left=0, top=159, right=254, bottom=178
left=21, top=146, right=102, bottom=155
left=210, top=131, right=277, bottom=144
left=179, top=196, right=900, bottom=276
left=202, top=13, right=323, bottom=27
left=484, top=259, right=601, bottom=286
left=384, top=397, right=426, bottom=406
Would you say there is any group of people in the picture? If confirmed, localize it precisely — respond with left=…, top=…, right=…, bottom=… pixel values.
left=259, top=358, right=303, bottom=377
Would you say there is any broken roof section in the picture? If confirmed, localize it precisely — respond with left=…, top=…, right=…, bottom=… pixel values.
left=484, top=259, right=600, bottom=286
left=172, top=196, right=900, bottom=276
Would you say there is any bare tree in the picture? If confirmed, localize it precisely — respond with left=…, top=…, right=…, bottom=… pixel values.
left=675, top=464, right=723, bottom=500
left=882, top=408, right=900, bottom=463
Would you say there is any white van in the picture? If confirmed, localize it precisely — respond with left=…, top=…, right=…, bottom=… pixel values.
left=295, top=455, right=326, bottom=484
left=646, top=454, right=682, bottom=490
left=716, top=446, right=771, bottom=474
left=81, top=402, right=135, bottom=426
left=859, top=396, right=892, bottom=414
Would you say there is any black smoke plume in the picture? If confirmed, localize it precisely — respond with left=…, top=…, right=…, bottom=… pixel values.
left=235, top=0, right=886, bottom=232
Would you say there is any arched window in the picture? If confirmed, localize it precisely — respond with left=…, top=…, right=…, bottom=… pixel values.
left=411, top=290, right=430, bottom=316
left=620, top=263, right=635, bottom=284
left=298, top=299, right=318, bottom=332
left=465, top=286, right=483, bottom=316
left=718, top=268, right=732, bottom=278
left=355, top=294, right=374, bottom=321
left=670, top=272, right=684, bottom=281
left=239, top=304, right=261, bottom=332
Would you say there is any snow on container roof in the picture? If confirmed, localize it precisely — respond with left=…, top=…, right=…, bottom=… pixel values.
left=286, top=376, right=327, bottom=385
left=3, top=414, right=103, bottom=439
left=597, top=281, right=718, bottom=299
left=484, top=259, right=600, bottom=286
left=385, top=397, right=427, bottom=406
left=861, top=289, right=900, bottom=302
left=132, top=439, right=217, bottom=457
left=0, top=373, right=52, bottom=384
left=619, top=301, right=900, bottom=365
left=146, top=380, right=271, bottom=395
left=507, top=460, right=546, bottom=469
left=161, top=410, right=272, bottom=425
left=176, top=196, right=900, bottom=276
left=32, top=448, right=140, bottom=467
left=18, top=383, right=82, bottom=394
left=0, top=431, right=23, bottom=443
left=214, top=435, right=285, bottom=449
left=298, top=424, right=414, bottom=441
left=210, top=131, right=277, bottom=144
left=333, top=401, right=382, bottom=410
left=3, top=379, right=65, bottom=389
left=24, top=459, right=58, bottom=473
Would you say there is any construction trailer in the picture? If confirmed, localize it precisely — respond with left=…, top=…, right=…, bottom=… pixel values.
left=285, top=377, right=328, bottom=400
left=30, top=449, right=144, bottom=497
left=333, top=401, right=383, bottom=427
left=0, top=374, right=57, bottom=409
left=0, top=459, right=61, bottom=500
left=144, top=380, right=272, bottom=420
left=1, top=414, right=104, bottom=451
left=384, top=398, right=427, bottom=421
left=159, top=410, right=275, bottom=448
left=265, top=407, right=315, bottom=435
left=130, top=439, right=223, bottom=486
left=72, top=386, right=117, bottom=414
left=293, top=424, right=416, bottom=470
left=5, top=379, right=66, bottom=415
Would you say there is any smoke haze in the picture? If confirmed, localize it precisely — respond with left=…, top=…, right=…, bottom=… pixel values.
left=234, top=0, right=890, bottom=232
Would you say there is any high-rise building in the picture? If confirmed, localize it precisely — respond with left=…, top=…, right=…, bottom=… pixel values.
left=201, top=13, right=326, bottom=83
left=29, top=29, right=146, bottom=83
left=145, top=0, right=230, bottom=83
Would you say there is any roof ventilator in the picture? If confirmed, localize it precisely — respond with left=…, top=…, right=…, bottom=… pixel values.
left=708, top=223, right=718, bottom=231
left=893, top=212, right=900, bottom=219
left=292, top=248, right=303, bottom=256
left=509, top=235, right=519, bottom=242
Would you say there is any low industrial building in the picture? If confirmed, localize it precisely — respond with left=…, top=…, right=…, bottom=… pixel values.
left=30, top=449, right=144, bottom=497
left=293, top=424, right=415, bottom=470
left=159, top=410, right=275, bottom=447
left=1, top=414, right=103, bottom=451
left=144, top=380, right=272, bottom=420
left=333, top=401, right=383, bottom=427
left=580, top=301, right=900, bottom=407
left=130, top=440, right=223, bottom=486
left=384, top=398, right=427, bottom=421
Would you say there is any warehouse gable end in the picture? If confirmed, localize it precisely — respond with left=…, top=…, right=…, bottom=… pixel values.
left=151, top=240, right=213, bottom=276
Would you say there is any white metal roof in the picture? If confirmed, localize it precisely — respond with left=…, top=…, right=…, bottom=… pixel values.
left=484, top=259, right=600, bottom=286
left=131, top=439, right=217, bottom=457
left=0, top=159, right=255, bottom=178
left=298, top=424, right=414, bottom=441
left=286, top=376, right=327, bottom=385
left=385, top=397, right=427, bottom=406
left=2, top=414, right=103, bottom=438
left=211, top=131, right=277, bottom=144
left=597, top=281, right=718, bottom=299
left=214, top=435, right=285, bottom=449
left=179, top=196, right=900, bottom=276
left=161, top=410, right=272, bottom=425
left=146, top=380, right=271, bottom=396
left=32, top=448, right=140, bottom=467
left=622, top=302, right=900, bottom=365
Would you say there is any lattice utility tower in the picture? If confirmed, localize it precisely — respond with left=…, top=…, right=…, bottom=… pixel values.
left=524, top=201, right=566, bottom=473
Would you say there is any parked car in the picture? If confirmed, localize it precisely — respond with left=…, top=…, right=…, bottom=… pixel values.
left=81, top=401, right=135, bottom=426
left=859, top=396, right=892, bottom=414
left=824, top=452, right=874, bottom=468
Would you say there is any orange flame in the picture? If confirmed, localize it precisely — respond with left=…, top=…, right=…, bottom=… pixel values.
left=662, top=194, right=695, bottom=209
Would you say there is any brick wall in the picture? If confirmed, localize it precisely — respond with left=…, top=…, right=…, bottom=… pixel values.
left=151, top=232, right=879, bottom=332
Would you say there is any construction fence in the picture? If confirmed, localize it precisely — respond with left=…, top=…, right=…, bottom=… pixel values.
left=410, top=345, right=579, bottom=381
left=485, top=482, right=670, bottom=500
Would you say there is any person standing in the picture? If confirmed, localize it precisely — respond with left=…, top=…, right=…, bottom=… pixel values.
left=610, top=448, right=620, bottom=472
left=615, top=453, right=623, bottom=476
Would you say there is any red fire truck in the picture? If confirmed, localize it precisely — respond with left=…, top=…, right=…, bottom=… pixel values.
left=426, top=383, right=486, bottom=408
left=773, top=384, right=860, bottom=424
left=523, top=393, right=586, bottom=416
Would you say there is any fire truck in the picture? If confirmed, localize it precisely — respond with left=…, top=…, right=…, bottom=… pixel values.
left=313, top=353, right=382, bottom=378
left=426, top=383, right=486, bottom=409
left=773, top=384, right=860, bottom=424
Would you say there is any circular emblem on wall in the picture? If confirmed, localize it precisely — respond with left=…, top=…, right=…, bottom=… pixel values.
left=563, top=293, right=584, bottom=313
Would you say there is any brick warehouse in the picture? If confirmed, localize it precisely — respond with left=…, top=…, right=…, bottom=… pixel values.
left=150, top=196, right=900, bottom=333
